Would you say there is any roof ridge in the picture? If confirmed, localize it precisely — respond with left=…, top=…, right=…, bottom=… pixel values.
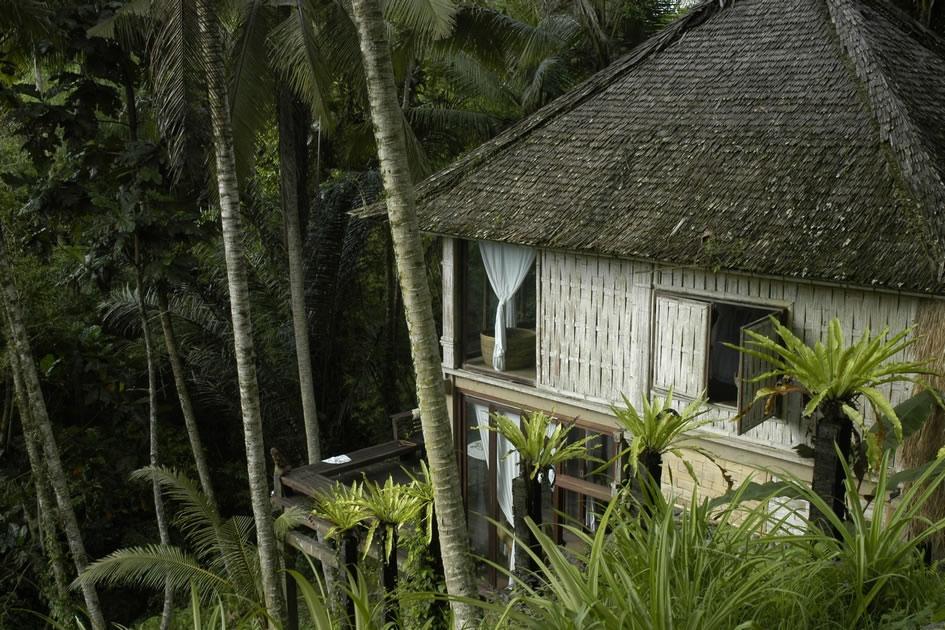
left=405, top=0, right=725, bottom=207
left=824, top=0, right=945, bottom=267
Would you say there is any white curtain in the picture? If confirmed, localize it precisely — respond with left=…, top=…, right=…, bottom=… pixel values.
left=478, top=242, right=536, bottom=371
left=474, top=404, right=521, bottom=570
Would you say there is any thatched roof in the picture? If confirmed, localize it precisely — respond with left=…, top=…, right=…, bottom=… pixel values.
left=391, top=0, right=945, bottom=294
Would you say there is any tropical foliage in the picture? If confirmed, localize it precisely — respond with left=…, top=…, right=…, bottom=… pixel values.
left=486, top=409, right=599, bottom=480
left=480, top=453, right=945, bottom=630
left=610, top=388, right=721, bottom=482
left=74, top=467, right=307, bottom=609
left=732, top=317, right=935, bottom=449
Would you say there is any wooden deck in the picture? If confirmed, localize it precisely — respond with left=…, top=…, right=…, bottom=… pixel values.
left=279, top=439, right=422, bottom=499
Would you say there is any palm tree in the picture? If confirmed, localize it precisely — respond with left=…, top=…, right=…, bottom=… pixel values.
left=194, top=0, right=287, bottom=623
left=133, top=236, right=175, bottom=630
left=0, top=227, right=107, bottom=629
left=732, top=317, right=935, bottom=533
left=76, top=467, right=307, bottom=616
left=155, top=285, right=219, bottom=511
left=348, top=0, right=481, bottom=624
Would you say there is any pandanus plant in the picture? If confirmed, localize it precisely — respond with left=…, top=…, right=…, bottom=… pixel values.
left=729, top=317, right=936, bottom=532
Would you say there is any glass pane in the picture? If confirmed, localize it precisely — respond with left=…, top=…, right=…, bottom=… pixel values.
left=495, top=410, right=519, bottom=577
left=560, top=428, right=615, bottom=484
left=465, top=400, right=490, bottom=582
left=463, top=242, right=497, bottom=362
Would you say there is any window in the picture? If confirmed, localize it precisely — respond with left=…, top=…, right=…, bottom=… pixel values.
left=552, top=421, right=620, bottom=547
left=651, top=293, right=783, bottom=434
left=461, top=240, right=537, bottom=379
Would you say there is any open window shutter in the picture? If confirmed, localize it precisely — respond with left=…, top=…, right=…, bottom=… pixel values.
left=737, top=314, right=779, bottom=434
left=652, top=295, right=710, bottom=399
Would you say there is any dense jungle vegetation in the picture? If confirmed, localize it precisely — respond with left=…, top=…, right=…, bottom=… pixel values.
left=0, top=0, right=679, bottom=625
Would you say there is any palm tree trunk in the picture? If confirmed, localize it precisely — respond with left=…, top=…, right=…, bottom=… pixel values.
left=156, top=286, right=218, bottom=510
left=195, top=1, right=288, bottom=624
left=10, top=350, right=71, bottom=615
left=134, top=238, right=174, bottom=630
left=0, top=228, right=106, bottom=629
left=278, top=82, right=321, bottom=464
left=348, top=1, right=481, bottom=625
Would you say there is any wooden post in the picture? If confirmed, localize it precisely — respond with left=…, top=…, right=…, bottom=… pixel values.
left=286, top=574, right=298, bottom=630
left=441, top=237, right=462, bottom=369
left=335, top=532, right=359, bottom=627
left=380, top=528, right=399, bottom=625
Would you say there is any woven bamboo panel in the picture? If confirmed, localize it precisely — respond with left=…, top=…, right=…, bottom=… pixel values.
left=652, top=294, right=709, bottom=399
left=539, top=252, right=637, bottom=403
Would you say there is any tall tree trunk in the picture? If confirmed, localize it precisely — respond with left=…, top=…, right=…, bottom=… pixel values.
left=348, top=1, right=482, bottom=626
left=195, top=1, right=288, bottom=625
left=381, top=233, right=401, bottom=415
left=901, top=299, right=945, bottom=560
left=278, top=82, right=320, bottom=464
left=0, top=377, right=11, bottom=453
left=134, top=238, right=174, bottom=630
left=156, top=287, right=218, bottom=510
left=9, top=350, right=71, bottom=616
left=0, top=228, right=106, bottom=629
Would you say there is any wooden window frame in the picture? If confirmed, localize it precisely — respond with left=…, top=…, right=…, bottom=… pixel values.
left=649, top=291, right=787, bottom=419
left=453, top=389, right=621, bottom=555
left=551, top=418, right=621, bottom=545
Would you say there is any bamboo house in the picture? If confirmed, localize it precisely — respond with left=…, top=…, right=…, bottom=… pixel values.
left=361, top=0, right=945, bottom=584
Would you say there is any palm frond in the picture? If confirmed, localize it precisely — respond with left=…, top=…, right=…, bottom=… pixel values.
left=0, top=0, right=53, bottom=43
left=384, top=0, right=456, bottom=40
left=274, top=506, right=310, bottom=539
left=148, top=0, right=207, bottom=178
left=216, top=516, right=263, bottom=602
left=268, top=0, right=334, bottom=129
left=73, top=544, right=231, bottom=599
left=227, top=0, right=276, bottom=186
left=100, top=285, right=148, bottom=337
left=404, top=105, right=497, bottom=143
left=87, top=0, right=150, bottom=53
left=131, top=467, right=223, bottom=561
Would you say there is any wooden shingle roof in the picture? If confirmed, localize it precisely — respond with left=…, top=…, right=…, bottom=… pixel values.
left=405, top=0, right=945, bottom=294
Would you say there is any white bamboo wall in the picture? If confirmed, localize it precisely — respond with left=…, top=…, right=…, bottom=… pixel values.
left=536, top=254, right=921, bottom=451
left=538, top=252, right=644, bottom=404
